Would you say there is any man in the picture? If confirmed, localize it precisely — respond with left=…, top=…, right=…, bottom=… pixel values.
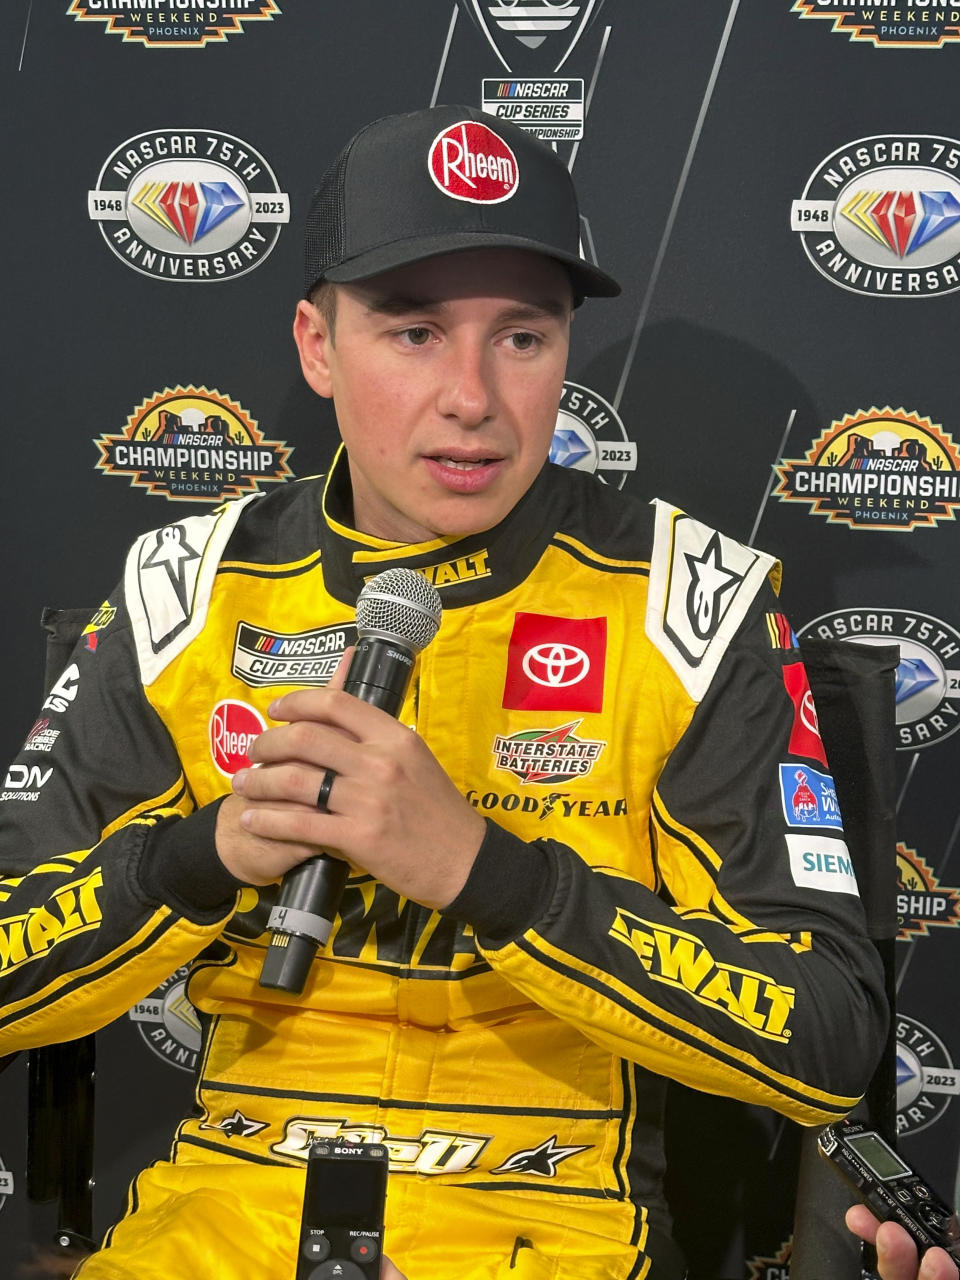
left=0, top=106, right=887, bottom=1279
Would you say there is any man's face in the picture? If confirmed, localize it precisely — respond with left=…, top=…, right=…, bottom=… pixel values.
left=294, top=248, right=573, bottom=543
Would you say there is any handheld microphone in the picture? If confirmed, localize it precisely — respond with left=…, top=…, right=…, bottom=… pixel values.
left=258, top=567, right=442, bottom=994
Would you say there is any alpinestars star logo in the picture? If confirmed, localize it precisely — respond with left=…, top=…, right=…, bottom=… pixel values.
left=200, top=1110, right=269, bottom=1140
left=684, top=533, right=740, bottom=642
left=491, top=1135, right=590, bottom=1177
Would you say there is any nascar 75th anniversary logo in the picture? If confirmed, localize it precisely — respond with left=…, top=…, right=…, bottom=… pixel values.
left=89, top=129, right=289, bottom=282
left=793, top=135, right=960, bottom=297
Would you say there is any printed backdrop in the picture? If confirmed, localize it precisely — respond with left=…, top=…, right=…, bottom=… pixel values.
left=2, top=3, right=959, bottom=1277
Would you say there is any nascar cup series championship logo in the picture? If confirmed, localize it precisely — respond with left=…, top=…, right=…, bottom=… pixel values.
left=791, top=1, right=960, bottom=49
left=466, top=1, right=606, bottom=142
left=774, top=407, right=960, bottom=530
left=793, top=135, right=960, bottom=297
left=68, top=0, right=281, bottom=49
left=95, top=386, right=292, bottom=502
left=88, top=129, right=289, bottom=281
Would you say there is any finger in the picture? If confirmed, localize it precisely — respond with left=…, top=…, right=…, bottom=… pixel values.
left=919, top=1248, right=960, bottom=1280
left=234, top=761, right=344, bottom=811
left=247, top=719, right=363, bottom=773
left=846, top=1203, right=881, bottom=1246
left=326, top=645, right=355, bottom=693
left=270, top=686, right=404, bottom=737
left=239, top=802, right=353, bottom=851
left=875, top=1219, right=922, bottom=1280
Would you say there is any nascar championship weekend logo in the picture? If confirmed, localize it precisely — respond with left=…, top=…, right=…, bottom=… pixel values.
left=68, top=0, right=281, bottom=49
left=791, top=1, right=960, bottom=48
left=95, top=386, right=293, bottom=501
left=774, top=407, right=960, bottom=530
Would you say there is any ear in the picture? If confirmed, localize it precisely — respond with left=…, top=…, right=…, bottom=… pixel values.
left=293, top=299, right=334, bottom=399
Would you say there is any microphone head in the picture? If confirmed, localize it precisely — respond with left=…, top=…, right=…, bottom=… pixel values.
left=355, top=568, right=442, bottom=653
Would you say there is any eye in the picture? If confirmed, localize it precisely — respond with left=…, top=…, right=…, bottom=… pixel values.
left=508, top=331, right=540, bottom=351
left=399, top=326, right=434, bottom=346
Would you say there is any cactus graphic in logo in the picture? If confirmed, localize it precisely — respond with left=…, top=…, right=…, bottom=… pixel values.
left=774, top=408, right=960, bottom=530
left=792, top=136, right=960, bottom=297
left=897, top=844, right=960, bottom=940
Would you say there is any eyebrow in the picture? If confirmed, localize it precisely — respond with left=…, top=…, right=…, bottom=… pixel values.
left=363, top=294, right=571, bottom=323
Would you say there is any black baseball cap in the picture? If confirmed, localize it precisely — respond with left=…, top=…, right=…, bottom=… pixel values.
left=303, top=104, right=620, bottom=303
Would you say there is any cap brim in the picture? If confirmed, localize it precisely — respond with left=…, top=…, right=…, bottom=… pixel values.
left=317, top=231, right=621, bottom=299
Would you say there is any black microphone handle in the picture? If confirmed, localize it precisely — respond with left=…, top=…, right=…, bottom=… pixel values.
left=258, top=635, right=415, bottom=994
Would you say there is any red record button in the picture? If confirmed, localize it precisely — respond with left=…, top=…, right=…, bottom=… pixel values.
left=350, top=1237, right=380, bottom=1264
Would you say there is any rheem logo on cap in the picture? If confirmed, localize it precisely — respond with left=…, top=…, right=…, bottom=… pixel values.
left=428, top=120, right=519, bottom=204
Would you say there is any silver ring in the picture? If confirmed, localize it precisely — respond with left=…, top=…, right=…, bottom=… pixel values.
left=316, top=769, right=336, bottom=812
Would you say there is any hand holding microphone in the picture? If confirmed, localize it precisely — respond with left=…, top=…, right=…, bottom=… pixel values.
left=256, top=567, right=443, bottom=993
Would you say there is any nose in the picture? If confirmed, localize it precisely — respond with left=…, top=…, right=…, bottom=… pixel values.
left=435, top=338, right=496, bottom=427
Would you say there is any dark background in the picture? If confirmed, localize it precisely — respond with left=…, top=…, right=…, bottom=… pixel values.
left=2, top=3, right=958, bottom=1276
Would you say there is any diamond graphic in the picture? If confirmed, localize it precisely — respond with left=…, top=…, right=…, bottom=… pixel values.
left=550, top=427, right=591, bottom=468
left=895, top=657, right=939, bottom=705
left=194, top=181, right=244, bottom=241
left=159, top=181, right=199, bottom=243
left=896, top=1048, right=918, bottom=1089
left=911, top=190, right=960, bottom=252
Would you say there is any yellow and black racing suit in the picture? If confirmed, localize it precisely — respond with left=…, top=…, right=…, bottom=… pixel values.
left=0, top=451, right=887, bottom=1279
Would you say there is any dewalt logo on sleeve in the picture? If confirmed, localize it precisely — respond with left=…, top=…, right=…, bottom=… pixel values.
left=609, top=909, right=795, bottom=1042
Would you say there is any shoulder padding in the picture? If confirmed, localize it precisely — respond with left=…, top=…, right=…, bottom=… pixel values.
left=124, top=494, right=260, bottom=686
left=645, top=499, right=781, bottom=702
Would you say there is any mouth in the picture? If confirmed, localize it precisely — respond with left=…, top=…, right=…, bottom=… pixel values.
left=431, top=455, right=499, bottom=471
left=423, top=452, right=505, bottom=493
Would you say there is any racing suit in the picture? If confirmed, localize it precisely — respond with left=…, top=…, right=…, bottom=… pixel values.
left=0, top=450, right=887, bottom=1280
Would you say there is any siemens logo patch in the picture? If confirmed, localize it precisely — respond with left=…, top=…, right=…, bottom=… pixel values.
left=786, top=834, right=860, bottom=895
left=232, top=621, right=356, bottom=688
left=778, top=764, right=843, bottom=830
